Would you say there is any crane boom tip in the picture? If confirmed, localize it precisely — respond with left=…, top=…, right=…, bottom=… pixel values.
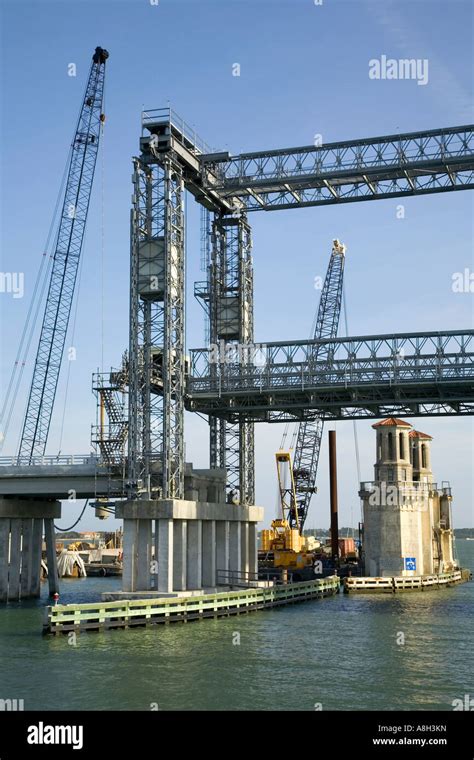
left=93, top=47, right=109, bottom=64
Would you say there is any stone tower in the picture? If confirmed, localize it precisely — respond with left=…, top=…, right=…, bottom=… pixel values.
left=360, top=418, right=456, bottom=577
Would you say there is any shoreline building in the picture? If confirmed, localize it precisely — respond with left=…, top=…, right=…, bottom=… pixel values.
left=360, top=418, right=456, bottom=577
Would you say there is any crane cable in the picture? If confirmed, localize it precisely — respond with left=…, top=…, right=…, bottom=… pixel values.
left=280, top=280, right=321, bottom=452
left=57, top=75, right=107, bottom=459
left=100, top=76, right=106, bottom=373
left=0, top=153, right=72, bottom=453
left=57, top=101, right=107, bottom=457
left=11, top=60, right=105, bottom=460
left=342, top=281, right=362, bottom=534
left=56, top=225, right=88, bottom=458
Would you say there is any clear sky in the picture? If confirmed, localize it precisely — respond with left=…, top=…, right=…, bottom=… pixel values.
left=0, top=0, right=473, bottom=530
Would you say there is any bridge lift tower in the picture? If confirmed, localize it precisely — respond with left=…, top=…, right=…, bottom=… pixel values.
left=132, top=112, right=473, bottom=512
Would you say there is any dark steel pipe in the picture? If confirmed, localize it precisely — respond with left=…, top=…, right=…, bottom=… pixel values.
left=329, top=430, right=339, bottom=563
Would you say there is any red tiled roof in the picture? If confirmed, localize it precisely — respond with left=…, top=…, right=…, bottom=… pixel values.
left=409, top=430, right=433, bottom=440
left=372, top=417, right=412, bottom=428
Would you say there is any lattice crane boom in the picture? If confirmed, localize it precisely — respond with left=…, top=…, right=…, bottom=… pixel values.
left=291, top=239, right=346, bottom=531
left=18, top=47, right=109, bottom=462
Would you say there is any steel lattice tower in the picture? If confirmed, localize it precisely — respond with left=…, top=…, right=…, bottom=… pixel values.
left=208, top=213, right=255, bottom=505
left=128, top=156, right=185, bottom=498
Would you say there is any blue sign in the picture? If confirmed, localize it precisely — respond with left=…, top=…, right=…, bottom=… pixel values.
left=405, top=557, right=416, bottom=571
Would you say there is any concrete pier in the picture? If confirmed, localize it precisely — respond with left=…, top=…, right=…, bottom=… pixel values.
left=158, top=519, right=174, bottom=593
left=116, top=500, right=263, bottom=594
left=173, top=519, right=187, bottom=591
left=0, top=498, right=61, bottom=601
left=186, top=520, right=202, bottom=590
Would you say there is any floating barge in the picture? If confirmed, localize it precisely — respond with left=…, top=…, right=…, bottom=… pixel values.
left=343, top=569, right=471, bottom=594
left=43, top=576, right=339, bottom=634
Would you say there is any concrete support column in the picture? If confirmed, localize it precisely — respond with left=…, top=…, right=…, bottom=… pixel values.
left=153, top=520, right=159, bottom=590
left=216, top=520, right=229, bottom=585
left=8, top=519, right=21, bottom=600
left=136, top=519, right=153, bottom=591
left=173, top=520, right=187, bottom=591
left=158, top=519, right=174, bottom=594
left=240, top=522, right=249, bottom=580
left=202, top=520, right=216, bottom=588
left=229, top=522, right=241, bottom=582
left=122, top=518, right=138, bottom=593
left=44, top=518, right=59, bottom=596
left=30, top=519, right=43, bottom=598
left=249, top=523, right=258, bottom=576
left=186, top=520, right=202, bottom=590
left=0, top=518, right=9, bottom=603
left=20, top=518, right=33, bottom=599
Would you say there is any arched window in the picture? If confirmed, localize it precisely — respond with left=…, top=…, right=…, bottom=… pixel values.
left=413, top=444, right=419, bottom=472
left=377, top=433, right=382, bottom=460
left=422, top=444, right=427, bottom=469
left=388, top=432, right=394, bottom=460
left=399, top=432, right=405, bottom=460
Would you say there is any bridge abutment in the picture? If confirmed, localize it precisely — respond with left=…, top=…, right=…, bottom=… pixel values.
left=0, top=498, right=60, bottom=601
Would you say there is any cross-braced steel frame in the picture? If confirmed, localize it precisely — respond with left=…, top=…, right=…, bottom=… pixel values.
left=128, top=156, right=185, bottom=498
left=208, top=213, right=255, bottom=505
left=188, top=330, right=474, bottom=421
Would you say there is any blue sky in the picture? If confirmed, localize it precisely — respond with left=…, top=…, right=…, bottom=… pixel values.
left=0, top=0, right=473, bottom=529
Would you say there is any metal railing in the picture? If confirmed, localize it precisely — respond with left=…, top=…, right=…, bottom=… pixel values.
left=0, top=454, right=99, bottom=467
left=142, top=107, right=214, bottom=156
left=216, top=568, right=292, bottom=587
left=189, top=331, right=474, bottom=392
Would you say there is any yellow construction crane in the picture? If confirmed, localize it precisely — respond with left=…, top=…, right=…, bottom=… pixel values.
left=260, top=452, right=313, bottom=570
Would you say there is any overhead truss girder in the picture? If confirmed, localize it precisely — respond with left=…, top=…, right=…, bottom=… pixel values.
left=187, top=330, right=474, bottom=421
left=201, top=125, right=474, bottom=211
left=142, top=112, right=474, bottom=213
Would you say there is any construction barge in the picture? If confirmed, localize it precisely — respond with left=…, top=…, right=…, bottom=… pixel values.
left=43, top=576, right=339, bottom=635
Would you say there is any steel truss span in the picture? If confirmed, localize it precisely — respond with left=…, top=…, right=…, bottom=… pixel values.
left=200, top=125, right=474, bottom=211
left=187, top=330, right=474, bottom=421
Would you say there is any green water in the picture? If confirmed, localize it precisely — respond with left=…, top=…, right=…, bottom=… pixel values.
left=0, top=543, right=472, bottom=711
